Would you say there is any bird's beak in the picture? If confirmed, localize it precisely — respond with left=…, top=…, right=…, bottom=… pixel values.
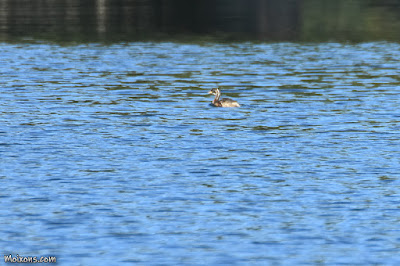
left=208, top=90, right=213, bottom=94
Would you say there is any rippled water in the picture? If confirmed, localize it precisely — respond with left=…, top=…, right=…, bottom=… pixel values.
left=1, top=42, right=400, bottom=265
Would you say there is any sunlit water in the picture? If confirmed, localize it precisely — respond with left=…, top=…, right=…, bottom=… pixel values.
left=1, top=42, right=400, bottom=265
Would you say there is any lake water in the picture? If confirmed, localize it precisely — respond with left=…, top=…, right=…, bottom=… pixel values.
left=1, top=41, right=400, bottom=265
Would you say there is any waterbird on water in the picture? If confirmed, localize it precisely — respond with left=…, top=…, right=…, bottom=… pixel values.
left=208, top=88, right=240, bottom=107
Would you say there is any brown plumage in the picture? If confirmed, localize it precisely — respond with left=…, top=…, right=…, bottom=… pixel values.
left=208, top=88, right=240, bottom=107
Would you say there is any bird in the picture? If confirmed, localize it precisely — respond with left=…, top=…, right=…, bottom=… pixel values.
left=208, top=88, right=240, bottom=107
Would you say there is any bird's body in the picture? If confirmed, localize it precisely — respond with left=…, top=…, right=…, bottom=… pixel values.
left=208, top=88, right=240, bottom=107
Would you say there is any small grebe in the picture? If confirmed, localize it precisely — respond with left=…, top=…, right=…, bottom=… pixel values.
left=208, top=88, right=240, bottom=107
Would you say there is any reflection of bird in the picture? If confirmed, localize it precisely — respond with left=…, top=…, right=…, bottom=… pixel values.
left=208, top=88, right=240, bottom=107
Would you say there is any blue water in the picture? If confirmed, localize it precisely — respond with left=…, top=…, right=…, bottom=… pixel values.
left=1, top=42, right=400, bottom=265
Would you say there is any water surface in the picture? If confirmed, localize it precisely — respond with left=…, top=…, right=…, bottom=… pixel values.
left=1, top=42, right=400, bottom=265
